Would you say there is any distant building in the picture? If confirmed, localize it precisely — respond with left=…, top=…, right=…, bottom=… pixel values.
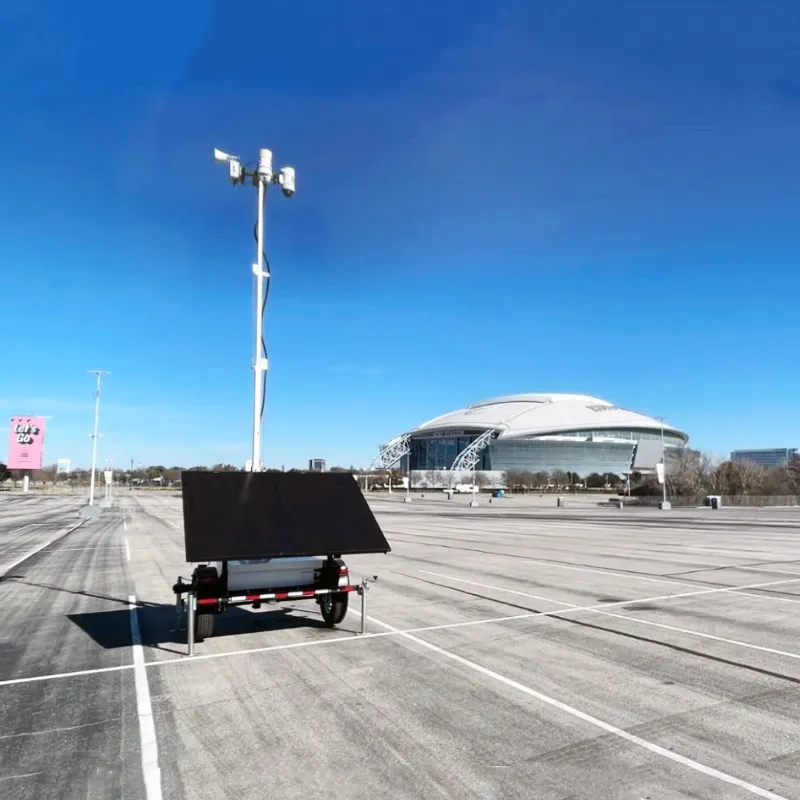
left=308, top=459, right=326, bottom=472
left=731, top=448, right=798, bottom=468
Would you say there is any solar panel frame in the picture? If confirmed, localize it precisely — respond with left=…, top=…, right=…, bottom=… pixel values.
left=180, top=471, right=391, bottom=562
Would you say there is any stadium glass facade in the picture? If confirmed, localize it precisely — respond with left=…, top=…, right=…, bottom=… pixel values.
left=409, top=428, right=686, bottom=476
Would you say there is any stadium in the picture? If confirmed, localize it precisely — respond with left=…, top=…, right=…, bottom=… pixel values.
left=374, top=393, right=688, bottom=484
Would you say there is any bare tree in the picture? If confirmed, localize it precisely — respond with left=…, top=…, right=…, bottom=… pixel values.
left=761, top=465, right=793, bottom=496
left=502, top=469, right=529, bottom=492
left=474, top=472, right=490, bottom=491
left=585, top=472, right=605, bottom=489
left=389, top=468, right=405, bottom=486
left=706, top=457, right=728, bottom=496
left=715, top=459, right=765, bottom=497
left=731, top=459, right=765, bottom=496
left=33, top=464, right=57, bottom=487
left=788, top=455, right=800, bottom=495
left=666, top=449, right=715, bottom=500
left=365, top=472, right=385, bottom=491
left=550, top=469, right=568, bottom=488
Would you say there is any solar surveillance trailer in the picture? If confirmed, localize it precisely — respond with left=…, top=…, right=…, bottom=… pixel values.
left=174, top=472, right=391, bottom=655
left=179, top=153, right=389, bottom=655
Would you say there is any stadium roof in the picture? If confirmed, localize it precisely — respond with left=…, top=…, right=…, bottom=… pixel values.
left=409, top=393, right=688, bottom=442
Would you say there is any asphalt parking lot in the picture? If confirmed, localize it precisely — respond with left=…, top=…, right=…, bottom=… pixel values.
left=2, top=491, right=800, bottom=799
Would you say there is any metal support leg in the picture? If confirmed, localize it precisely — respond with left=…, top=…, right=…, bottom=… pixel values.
left=357, top=576, right=378, bottom=636
left=360, top=579, right=368, bottom=635
left=187, top=591, right=196, bottom=656
left=175, top=593, right=184, bottom=631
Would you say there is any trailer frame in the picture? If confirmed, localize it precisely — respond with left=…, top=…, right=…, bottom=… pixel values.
left=173, top=559, right=377, bottom=656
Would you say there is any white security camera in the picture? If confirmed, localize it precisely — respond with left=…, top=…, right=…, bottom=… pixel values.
left=257, top=148, right=273, bottom=182
left=278, top=166, right=296, bottom=197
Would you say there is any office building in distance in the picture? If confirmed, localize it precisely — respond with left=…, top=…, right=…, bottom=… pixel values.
left=374, top=393, right=688, bottom=482
left=308, top=458, right=326, bottom=472
left=730, top=448, right=797, bottom=468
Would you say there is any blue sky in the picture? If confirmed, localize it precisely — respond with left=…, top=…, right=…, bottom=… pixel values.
left=2, top=0, right=799, bottom=468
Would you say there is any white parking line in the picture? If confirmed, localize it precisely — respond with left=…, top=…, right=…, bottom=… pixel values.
left=4, top=572, right=800, bottom=690
left=368, top=615, right=790, bottom=800
left=129, top=595, right=162, bottom=800
left=423, top=547, right=800, bottom=600
left=391, top=531, right=696, bottom=588
left=0, top=598, right=686, bottom=688
left=0, top=663, right=133, bottom=688
left=735, top=590, right=800, bottom=604
left=419, top=571, right=800, bottom=662
left=124, top=538, right=131, bottom=563
left=589, top=609, right=800, bottom=661
left=0, top=546, right=123, bottom=554
left=0, top=771, right=42, bottom=782
left=2, top=524, right=33, bottom=536
left=0, top=520, right=86, bottom=575
left=420, top=570, right=800, bottom=608
left=738, top=565, right=800, bottom=578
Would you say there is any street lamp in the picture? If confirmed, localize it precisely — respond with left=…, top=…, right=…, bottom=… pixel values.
left=87, top=370, right=110, bottom=506
left=213, top=147, right=296, bottom=472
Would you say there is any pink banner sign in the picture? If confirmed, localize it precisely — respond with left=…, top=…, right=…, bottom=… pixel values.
left=8, top=416, right=46, bottom=470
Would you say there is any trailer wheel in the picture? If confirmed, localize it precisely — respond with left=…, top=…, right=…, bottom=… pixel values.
left=195, top=612, right=215, bottom=641
left=320, top=592, right=348, bottom=627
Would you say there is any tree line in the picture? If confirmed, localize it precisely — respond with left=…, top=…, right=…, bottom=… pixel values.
left=0, top=462, right=362, bottom=486
left=4, top=453, right=797, bottom=502
left=660, top=450, right=800, bottom=501
left=500, top=453, right=800, bottom=500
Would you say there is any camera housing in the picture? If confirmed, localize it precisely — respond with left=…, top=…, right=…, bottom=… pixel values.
left=278, top=166, right=296, bottom=198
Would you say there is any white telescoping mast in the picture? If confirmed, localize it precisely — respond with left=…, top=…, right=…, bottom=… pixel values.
left=87, top=369, right=110, bottom=506
left=213, top=147, right=296, bottom=471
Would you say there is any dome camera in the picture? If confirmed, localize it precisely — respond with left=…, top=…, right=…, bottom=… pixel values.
left=278, top=166, right=296, bottom=198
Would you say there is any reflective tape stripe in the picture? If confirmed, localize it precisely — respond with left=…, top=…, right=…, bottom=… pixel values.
left=209, top=585, right=356, bottom=604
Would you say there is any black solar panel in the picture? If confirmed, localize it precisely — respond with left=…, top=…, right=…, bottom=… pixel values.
left=180, top=471, right=391, bottom=562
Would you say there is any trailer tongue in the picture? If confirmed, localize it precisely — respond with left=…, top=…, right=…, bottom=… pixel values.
left=173, top=470, right=391, bottom=654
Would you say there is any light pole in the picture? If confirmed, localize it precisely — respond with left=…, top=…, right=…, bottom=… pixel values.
left=657, top=416, right=670, bottom=510
left=213, top=147, right=295, bottom=472
left=88, top=370, right=109, bottom=506
left=469, top=458, right=479, bottom=507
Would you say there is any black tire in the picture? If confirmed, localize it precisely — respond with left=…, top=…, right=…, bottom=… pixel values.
left=320, top=592, right=348, bottom=627
left=195, top=612, right=215, bottom=641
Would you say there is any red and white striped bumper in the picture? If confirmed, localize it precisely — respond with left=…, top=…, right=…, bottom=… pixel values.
left=197, top=584, right=356, bottom=607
